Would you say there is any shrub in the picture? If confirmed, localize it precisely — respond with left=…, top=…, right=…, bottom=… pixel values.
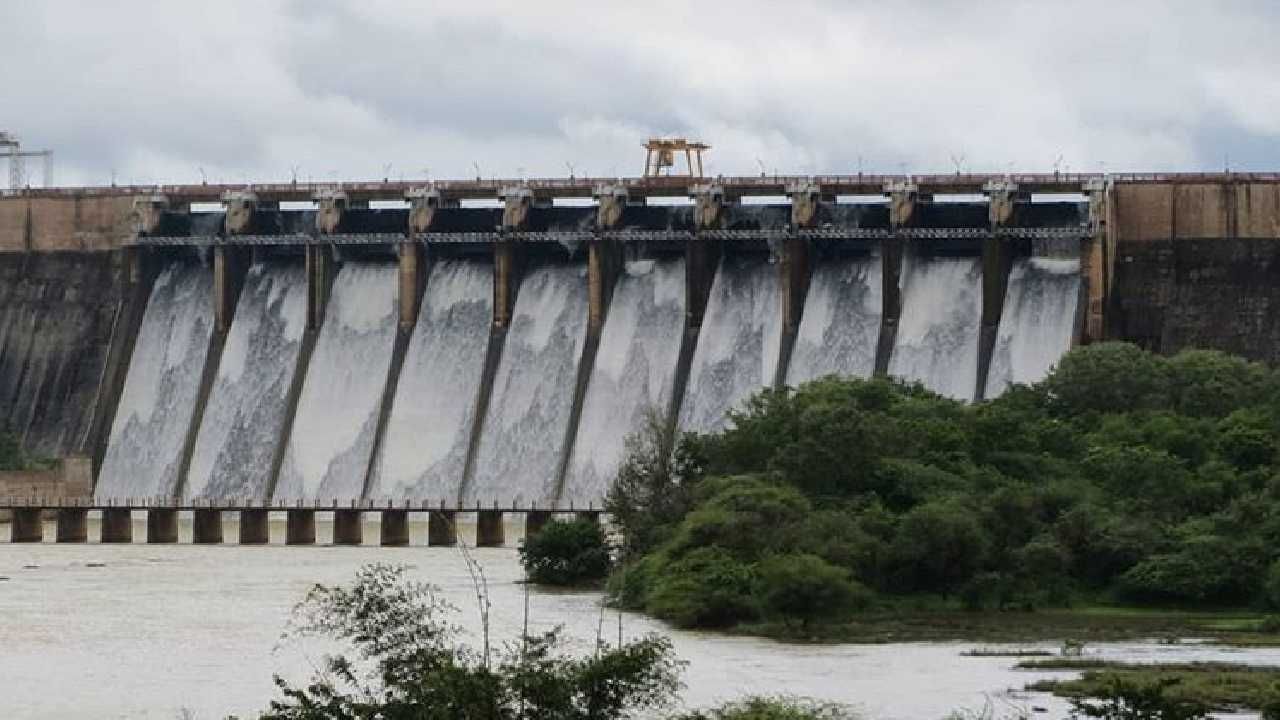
left=885, top=501, right=989, bottom=595
left=675, top=696, right=858, bottom=719
left=1067, top=676, right=1209, bottom=720
left=756, top=553, right=871, bottom=628
left=645, top=547, right=758, bottom=628
left=519, top=519, right=611, bottom=586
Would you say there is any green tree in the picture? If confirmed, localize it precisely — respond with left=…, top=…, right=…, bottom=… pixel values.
left=644, top=547, right=759, bottom=628
left=756, top=554, right=870, bottom=629
left=519, top=519, right=611, bottom=586
left=1042, top=342, right=1168, bottom=417
left=885, top=501, right=989, bottom=595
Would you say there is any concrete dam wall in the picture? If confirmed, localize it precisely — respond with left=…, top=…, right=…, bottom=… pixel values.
left=0, top=173, right=1277, bottom=507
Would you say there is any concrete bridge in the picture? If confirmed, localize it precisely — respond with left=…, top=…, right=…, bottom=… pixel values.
left=1, top=498, right=599, bottom=547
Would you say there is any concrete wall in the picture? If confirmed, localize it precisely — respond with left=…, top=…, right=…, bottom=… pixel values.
left=0, top=195, right=137, bottom=252
left=0, top=457, right=92, bottom=500
left=1111, top=181, right=1280, bottom=363
left=0, top=251, right=123, bottom=456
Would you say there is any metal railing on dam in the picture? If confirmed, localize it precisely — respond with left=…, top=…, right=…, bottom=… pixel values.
left=0, top=496, right=598, bottom=547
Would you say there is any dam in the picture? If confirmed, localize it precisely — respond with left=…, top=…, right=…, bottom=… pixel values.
left=2, top=172, right=1280, bottom=542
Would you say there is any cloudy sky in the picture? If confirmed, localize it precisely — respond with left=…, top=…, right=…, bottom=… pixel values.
left=4, top=1, right=1280, bottom=187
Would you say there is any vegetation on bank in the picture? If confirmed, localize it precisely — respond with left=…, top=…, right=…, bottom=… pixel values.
left=254, top=563, right=851, bottom=720
left=1021, top=660, right=1280, bottom=718
left=606, top=343, right=1280, bottom=637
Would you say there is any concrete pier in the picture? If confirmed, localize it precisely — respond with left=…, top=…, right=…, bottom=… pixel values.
left=192, top=509, right=223, bottom=544
left=10, top=508, right=43, bottom=543
left=476, top=510, right=505, bottom=547
left=239, top=509, right=269, bottom=545
left=286, top=510, right=316, bottom=545
left=101, top=508, right=132, bottom=543
left=146, top=509, right=179, bottom=543
left=525, top=510, right=552, bottom=540
left=380, top=510, right=410, bottom=546
left=334, top=510, right=364, bottom=545
left=398, top=242, right=426, bottom=330
left=427, top=510, right=457, bottom=547
left=56, top=508, right=88, bottom=543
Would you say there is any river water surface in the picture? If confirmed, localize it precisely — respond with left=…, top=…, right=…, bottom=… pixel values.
left=1, top=516, right=1275, bottom=720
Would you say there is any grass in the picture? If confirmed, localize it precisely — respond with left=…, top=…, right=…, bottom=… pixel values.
left=734, top=607, right=1280, bottom=646
left=1021, top=660, right=1280, bottom=713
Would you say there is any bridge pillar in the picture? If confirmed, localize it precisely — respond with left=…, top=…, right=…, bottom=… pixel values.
left=407, top=187, right=451, bottom=235
left=524, top=510, right=552, bottom=541
left=101, top=508, right=133, bottom=543
left=239, top=509, right=269, bottom=545
left=1082, top=178, right=1110, bottom=345
left=685, top=184, right=727, bottom=328
left=146, top=509, right=179, bottom=544
left=380, top=510, right=410, bottom=546
left=398, top=241, right=426, bottom=331
left=476, top=510, right=505, bottom=547
left=214, top=245, right=250, bottom=333
left=192, top=509, right=223, bottom=544
left=305, top=245, right=334, bottom=331
left=334, top=509, right=364, bottom=545
left=56, top=508, right=88, bottom=543
left=286, top=510, right=316, bottom=545
left=10, top=508, right=43, bottom=543
left=976, top=181, right=1024, bottom=401
left=876, top=181, right=920, bottom=376
left=427, top=510, right=456, bottom=547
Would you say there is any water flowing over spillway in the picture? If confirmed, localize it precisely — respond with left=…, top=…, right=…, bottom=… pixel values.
left=678, top=255, right=782, bottom=433
left=888, top=255, right=983, bottom=400
left=184, top=262, right=307, bottom=501
left=274, top=262, right=398, bottom=502
left=465, top=263, right=589, bottom=506
left=368, top=260, right=493, bottom=502
left=785, top=255, right=882, bottom=385
left=96, top=263, right=214, bottom=500
left=986, top=256, right=1082, bottom=396
left=563, top=258, right=686, bottom=505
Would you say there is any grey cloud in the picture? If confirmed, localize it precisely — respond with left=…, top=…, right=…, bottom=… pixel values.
left=3, top=1, right=1280, bottom=186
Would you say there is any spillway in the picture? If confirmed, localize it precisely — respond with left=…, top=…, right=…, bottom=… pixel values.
left=888, top=255, right=983, bottom=400
left=678, top=255, right=782, bottom=433
left=563, top=258, right=686, bottom=505
left=96, top=262, right=214, bottom=500
left=986, top=257, right=1082, bottom=396
left=786, top=255, right=882, bottom=386
left=273, top=261, right=398, bottom=503
left=185, top=262, right=307, bottom=501
left=368, top=259, right=493, bottom=502
left=465, top=262, right=589, bottom=506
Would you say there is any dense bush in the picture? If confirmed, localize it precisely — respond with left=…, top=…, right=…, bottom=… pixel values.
left=674, top=697, right=857, bottom=719
left=519, top=519, right=611, bottom=586
left=756, top=554, right=870, bottom=629
left=610, top=344, right=1280, bottom=630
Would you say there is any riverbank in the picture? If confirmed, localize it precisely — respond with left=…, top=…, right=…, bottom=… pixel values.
left=1022, top=659, right=1280, bottom=715
left=735, top=607, right=1280, bottom=646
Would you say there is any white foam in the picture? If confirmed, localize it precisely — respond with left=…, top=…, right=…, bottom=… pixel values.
left=368, top=260, right=493, bottom=503
left=273, top=262, right=398, bottom=502
left=888, top=255, right=983, bottom=401
left=986, top=257, right=1081, bottom=396
left=466, top=263, right=590, bottom=506
left=97, top=262, right=215, bottom=500
left=786, top=255, right=882, bottom=385
left=563, top=257, right=686, bottom=505
left=678, top=255, right=783, bottom=433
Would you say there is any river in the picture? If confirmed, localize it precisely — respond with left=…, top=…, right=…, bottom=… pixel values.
left=1, top=515, right=1275, bottom=719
